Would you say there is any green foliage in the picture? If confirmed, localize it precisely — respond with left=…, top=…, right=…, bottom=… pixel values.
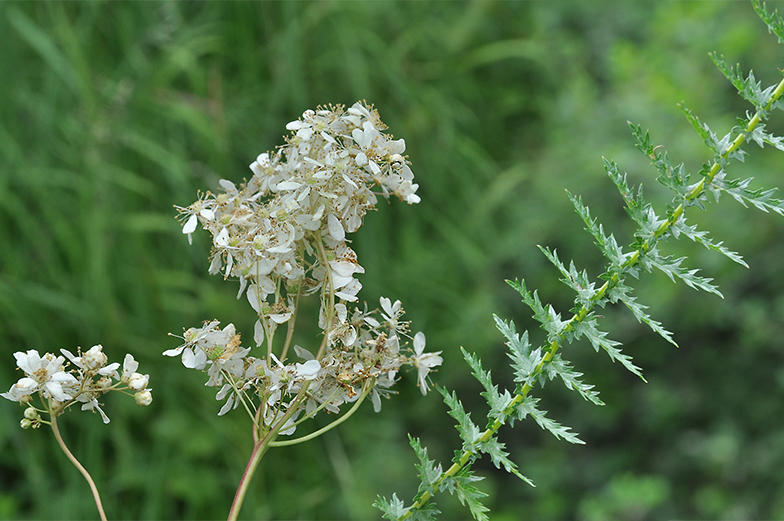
left=377, top=1, right=784, bottom=519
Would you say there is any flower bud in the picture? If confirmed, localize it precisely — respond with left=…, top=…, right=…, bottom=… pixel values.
left=134, top=390, right=153, bottom=406
left=128, top=373, right=149, bottom=391
left=96, top=377, right=113, bottom=392
left=24, top=407, right=39, bottom=421
left=20, top=418, right=33, bottom=429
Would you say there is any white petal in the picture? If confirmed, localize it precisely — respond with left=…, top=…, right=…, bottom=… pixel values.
left=269, top=313, right=292, bottom=324
left=276, top=180, right=302, bottom=191
left=182, top=348, right=207, bottom=370
left=209, top=254, right=222, bottom=275
left=14, top=351, right=38, bottom=374
left=414, top=332, right=426, bottom=356
left=225, top=252, right=234, bottom=277
left=335, top=303, right=348, bottom=323
left=123, top=354, right=139, bottom=374
left=371, top=390, right=382, bottom=412
left=99, top=362, right=120, bottom=376
left=293, top=345, right=315, bottom=360
left=219, top=179, right=237, bottom=193
left=183, top=214, right=198, bottom=234
left=162, top=345, right=185, bottom=357
left=297, top=127, right=314, bottom=141
left=254, top=319, right=265, bottom=347
left=327, top=214, right=345, bottom=242
left=44, top=381, right=72, bottom=402
left=295, top=360, right=321, bottom=380
left=247, top=289, right=262, bottom=314
left=215, top=227, right=229, bottom=247
left=387, top=138, right=406, bottom=155
left=218, top=394, right=235, bottom=416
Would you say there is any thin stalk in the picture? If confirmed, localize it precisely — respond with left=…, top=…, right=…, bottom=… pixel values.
left=313, top=231, right=336, bottom=360
left=279, top=281, right=303, bottom=362
left=269, top=379, right=373, bottom=447
left=50, top=415, right=108, bottom=521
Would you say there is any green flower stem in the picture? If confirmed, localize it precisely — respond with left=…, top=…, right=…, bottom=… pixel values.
left=279, top=282, right=303, bottom=362
left=269, top=378, right=373, bottom=447
left=401, top=72, right=784, bottom=520
left=313, top=231, right=335, bottom=361
left=50, top=414, right=108, bottom=521
left=227, top=381, right=312, bottom=521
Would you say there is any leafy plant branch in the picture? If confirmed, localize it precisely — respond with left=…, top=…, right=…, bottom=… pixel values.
left=376, top=2, right=784, bottom=519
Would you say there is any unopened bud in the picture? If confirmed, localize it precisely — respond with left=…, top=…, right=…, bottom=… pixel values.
left=129, top=373, right=149, bottom=391
left=134, top=390, right=153, bottom=407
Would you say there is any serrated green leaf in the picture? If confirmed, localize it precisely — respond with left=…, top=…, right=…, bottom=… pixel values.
left=641, top=247, right=723, bottom=297
left=671, top=215, right=747, bottom=267
left=710, top=53, right=748, bottom=94
left=681, top=104, right=729, bottom=158
left=632, top=124, right=692, bottom=202
left=567, top=190, right=629, bottom=267
left=514, top=396, right=585, bottom=444
left=477, top=436, right=536, bottom=487
left=609, top=282, right=678, bottom=346
left=753, top=0, right=784, bottom=43
left=496, top=316, right=543, bottom=389
left=711, top=174, right=784, bottom=215
left=461, top=347, right=514, bottom=424
left=509, top=279, right=569, bottom=341
left=539, top=246, right=597, bottom=307
left=544, top=351, right=605, bottom=404
left=577, top=315, right=646, bottom=381
left=409, top=435, right=444, bottom=492
left=375, top=494, right=410, bottom=520
left=710, top=55, right=776, bottom=110
left=439, top=387, right=482, bottom=446
left=446, top=469, right=490, bottom=521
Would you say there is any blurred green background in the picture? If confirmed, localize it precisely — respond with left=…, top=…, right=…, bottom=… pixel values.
left=2, top=1, right=784, bottom=519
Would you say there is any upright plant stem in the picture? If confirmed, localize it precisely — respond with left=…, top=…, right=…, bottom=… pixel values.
left=50, top=415, right=108, bottom=521
left=226, top=381, right=311, bottom=521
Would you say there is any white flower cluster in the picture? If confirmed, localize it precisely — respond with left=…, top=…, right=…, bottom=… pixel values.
left=166, top=298, right=442, bottom=433
left=178, top=102, right=419, bottom=311
left=2, top=345, right=152, bottom=427
left=170, top=102, right=441, bottom=435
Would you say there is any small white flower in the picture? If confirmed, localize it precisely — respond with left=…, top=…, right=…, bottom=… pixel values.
left=79, top=396, right=111, bottom=424
left=128, top=373, right=149, bottom=391
left=410, top=332, right=442, bottom=396
left=61, top=345, right=118, bottom=377
left=121, top=354, right=139, bottom=382
left=2, top=350, right=78, bottom=402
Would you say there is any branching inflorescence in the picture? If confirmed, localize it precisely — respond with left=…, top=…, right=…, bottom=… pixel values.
left=168, top=101, right=442, bottom=520
left=374, top=2, right=784, bottom=520
left=2, top=345, right=152, bottom=521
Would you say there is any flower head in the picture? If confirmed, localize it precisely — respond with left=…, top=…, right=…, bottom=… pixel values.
left=2, top=350, right=78, bottom=402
